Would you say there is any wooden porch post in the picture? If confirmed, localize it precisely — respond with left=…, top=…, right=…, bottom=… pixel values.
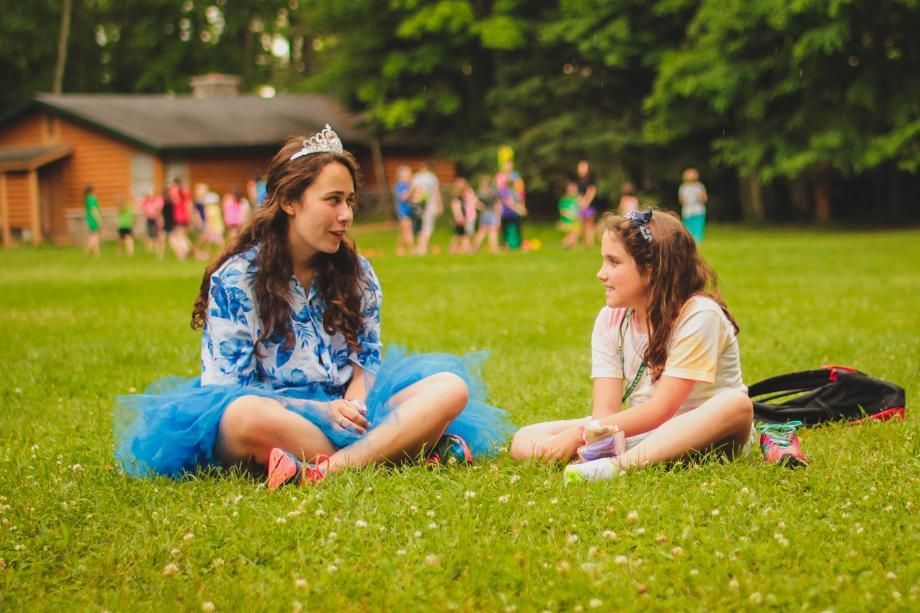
left=28, top=169, right=42, bottom=244
left=0, top=173, right=10, bottom=247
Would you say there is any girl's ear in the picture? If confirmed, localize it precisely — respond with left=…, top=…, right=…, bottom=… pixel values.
left=279, top=198, right=297, bottom=216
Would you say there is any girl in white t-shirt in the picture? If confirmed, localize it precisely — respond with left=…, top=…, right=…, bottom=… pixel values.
left=511, top=209, right=753, bottom=482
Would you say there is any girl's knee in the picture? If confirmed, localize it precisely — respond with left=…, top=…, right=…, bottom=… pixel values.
left=427, top=372, right=469, bottom=417
left=221, top=395, right=282, bottom=445
left=510, top=426, right=538, bottom=461
left=719, top=390, right=753, bottom=428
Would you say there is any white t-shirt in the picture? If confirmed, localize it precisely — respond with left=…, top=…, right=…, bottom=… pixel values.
left=410, top=170, right=441, bottom=212
left=678, top=181, right=707, bottom=217
left=591, top=296, right=746, bottom=418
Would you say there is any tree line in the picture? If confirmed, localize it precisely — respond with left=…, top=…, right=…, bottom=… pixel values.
left=4, top=0, right=918, bottom=221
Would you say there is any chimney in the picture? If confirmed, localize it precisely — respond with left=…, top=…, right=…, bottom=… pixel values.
left=189, top=73, right=241, bottom=98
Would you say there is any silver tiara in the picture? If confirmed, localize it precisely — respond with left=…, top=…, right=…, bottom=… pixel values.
left=290, top=124, right=343, bottom=160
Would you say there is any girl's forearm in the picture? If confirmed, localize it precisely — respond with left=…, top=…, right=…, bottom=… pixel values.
left=345, top=365, right=368, bottom=402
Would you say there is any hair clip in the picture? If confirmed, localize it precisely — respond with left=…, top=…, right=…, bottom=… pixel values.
left=625, top=209, right=653, bottom=242
left=290, top=124, right=344, bottom=160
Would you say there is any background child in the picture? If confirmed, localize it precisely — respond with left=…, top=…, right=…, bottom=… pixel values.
left=448, top=177, right=477, bottom=254
left=511, top=209, right=753, bottom=483
left=496, top=160, right=526, bottom=250
left=393, top=165, right=415, bottom=255
left=139, top=189, right=164, bottom=260
left=197, top=184, right=225, bottom=258
left=83, top=185, right=101, bottom=257
left=618, top=182, right=639, bottom=215
left=558, top=180, right=581, bottom=248
left=576, top=160, right=598, bottom=248
left=116, top=196, right=135, bottom=256
left=473, top=175, right=500, bottom=254
left=678, top=168, right=708, bottom=242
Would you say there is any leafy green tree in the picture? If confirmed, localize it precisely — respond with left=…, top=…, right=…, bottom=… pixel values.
left=647, top=0, right=920, bottom=221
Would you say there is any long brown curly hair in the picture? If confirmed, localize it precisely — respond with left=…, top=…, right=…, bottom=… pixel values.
left=601, top=210, right=739, bottom=381
left=191, top=137, right=365, bottom=352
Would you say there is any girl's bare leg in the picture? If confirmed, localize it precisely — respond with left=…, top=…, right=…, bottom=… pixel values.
left=510, top=417, right=589, bottom=460
left=613, top=390, right=753, bottom=470
left=326, top=372, right=468, bottom=473
left=215, top=395, right=337, bottom=467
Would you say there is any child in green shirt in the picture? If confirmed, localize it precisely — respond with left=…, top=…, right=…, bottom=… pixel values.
left=559, top=180, right=581, bottom=248
left=117, top=196, right=135, bottom=256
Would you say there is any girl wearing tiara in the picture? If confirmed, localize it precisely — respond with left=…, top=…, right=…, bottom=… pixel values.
left=511, top=209, right=753, bottom=483
left=117, top=126, right=513, bottom=487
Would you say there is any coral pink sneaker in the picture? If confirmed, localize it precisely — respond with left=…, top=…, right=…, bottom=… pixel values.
left=757, top=421, right=809, bottom=468
left=266, top=448, right=328, bottom=490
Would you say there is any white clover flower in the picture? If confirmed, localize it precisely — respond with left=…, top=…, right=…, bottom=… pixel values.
left=587, top=546, right=598, bottom=558
left=328, top=531, right=337, bottom=539
left=603, top=530, right=617, bottom=540
left=886, top=572, right=897, bottom=580
left=689, top=569, right=699, bottom=577
left=510, top=475, right=521, bottom=484
left=183, top=532, right=194, bottom=540
left=426, top=510, right=435, bottom=517
left=294, top=578, right=308, bottom=589
left=498, top=495, right=510, bottom=503
left=326, top=564, right=338, bottom=573
left=292, top=601, right=304, bottom=613
left=589, top=599, right=603, bottom=608
left=162, top=563, right=180, bottom=576
left=315, top=508, right=325, bottom=517
left=425, top=554, right=440, bottom=566
left=749, top=592, right=763, bottom=604
left=414, top=530, right=423, bottom=538
left=211, top=558, right=224, bottom=569
left=627, top=511, right=639, bottom=523
left=711, top=509, right=720, bottom=517
left=464, top=491, right=476, bottom=499
left=655, top=534, right=668, bottom=543
left=671, top=546, right=684, bottom=557
left=201, top=601, right=215, bottom=612
left=71, top=464, right=83, bottom=474
left=729, top=578, right=739, bottom=590
left=355, top=520, right=367, bottom=528
left=636, top=528, right=645, bottom=535
left=396, top=549, right=406, bottom=556
left=567, top=534, right=579, bottom=545
left=614, top=555, right=628, bottom=565
left=170, top=548, right=180, bottom=557
left=275, top=518, right=286, bottom=525
left=428, top=522, right=438, bottom=530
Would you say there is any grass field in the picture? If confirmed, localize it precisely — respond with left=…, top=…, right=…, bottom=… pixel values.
left=1, top=224, right=918, bottom=611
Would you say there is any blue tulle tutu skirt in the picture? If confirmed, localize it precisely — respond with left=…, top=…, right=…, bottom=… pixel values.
left=115, top=347, right=515, bottom=478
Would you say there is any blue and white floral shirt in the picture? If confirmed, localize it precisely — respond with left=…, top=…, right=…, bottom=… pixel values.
left=201, top=246, right=383, bottom=396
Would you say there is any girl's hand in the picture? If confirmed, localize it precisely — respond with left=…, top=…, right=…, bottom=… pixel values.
left=538, top=428, right=582, bottom=463
left=326, top=399, right=370, bottom=434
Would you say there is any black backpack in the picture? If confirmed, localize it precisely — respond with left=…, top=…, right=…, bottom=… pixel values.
left=748, top=365, right=906, bottom=426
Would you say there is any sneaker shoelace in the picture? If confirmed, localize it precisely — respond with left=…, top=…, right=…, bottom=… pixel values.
left=303, top=455, right=330, bottom=481
left=757, top=421, right=804, bottom=447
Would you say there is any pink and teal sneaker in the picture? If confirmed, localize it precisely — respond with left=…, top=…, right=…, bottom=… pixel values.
left=426, top=434, right=473, bottom=466
left=266, top=448, right=328, bottom=490
left=757, top=421, right=809, bottom=468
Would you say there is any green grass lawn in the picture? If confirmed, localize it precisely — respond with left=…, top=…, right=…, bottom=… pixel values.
left=1, top=224, right=918, bottom=611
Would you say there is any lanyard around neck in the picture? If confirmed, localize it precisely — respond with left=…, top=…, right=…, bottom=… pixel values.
left=618, top=307, right=647, bottom=403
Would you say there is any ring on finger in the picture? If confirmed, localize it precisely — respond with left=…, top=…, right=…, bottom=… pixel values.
left=338, top=417, right=349, bottom=428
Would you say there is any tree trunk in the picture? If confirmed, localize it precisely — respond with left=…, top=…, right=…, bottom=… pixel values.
left=739, top=170, right=765, bottom=222
left=53, top=0, right=73, bottom=94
